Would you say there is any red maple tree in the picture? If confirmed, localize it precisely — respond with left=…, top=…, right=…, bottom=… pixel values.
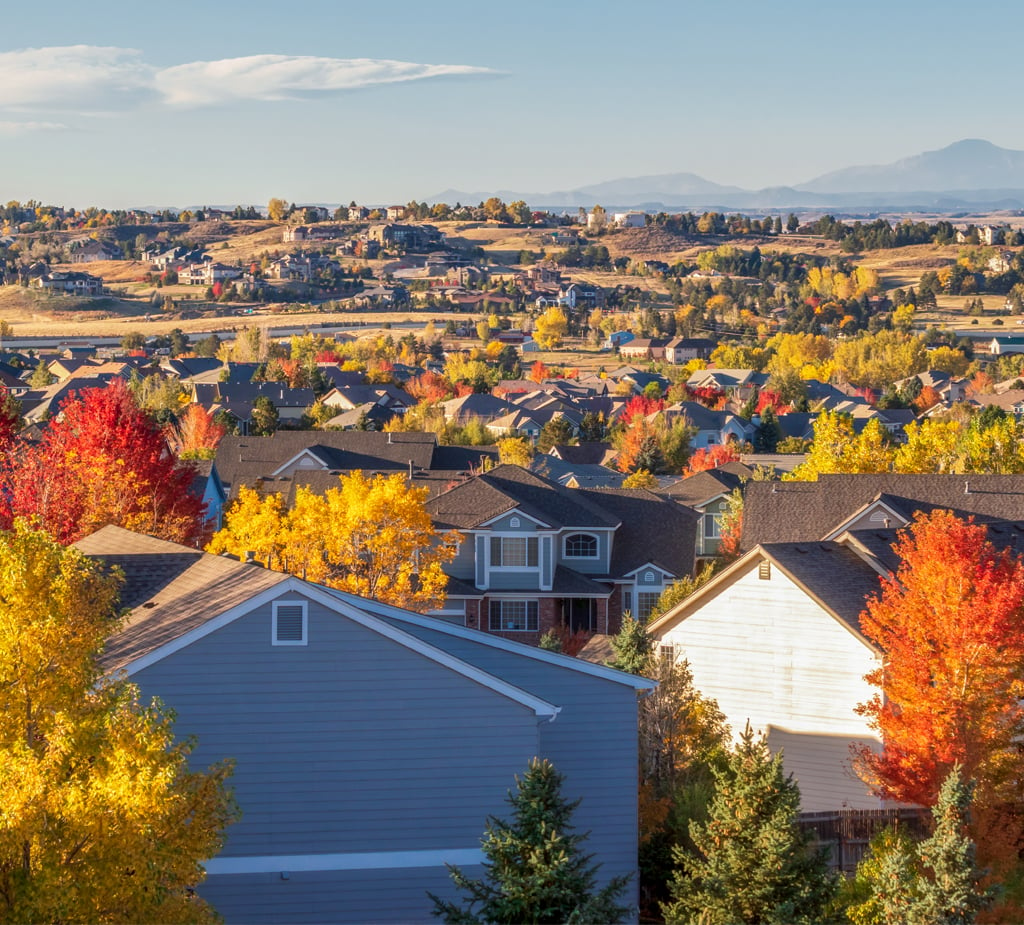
left=855, top=510, right=1024, bottom=807
left=683, top=443, right=741, bottom=476
left=2, top=380, right=205, bottom=544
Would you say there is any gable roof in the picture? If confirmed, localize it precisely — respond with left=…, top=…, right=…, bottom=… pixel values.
left=73, top=526, right=561, bottom=719
left=577, top=487, right=699, bottom=578
left=648, top=541, right=883, bottom=649
left=742, top=474, right=1024, bottom=550
left=426, top=464, right=621, bottom=531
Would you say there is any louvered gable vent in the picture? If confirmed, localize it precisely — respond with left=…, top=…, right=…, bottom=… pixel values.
left=273, top=602, right=307, bottom=645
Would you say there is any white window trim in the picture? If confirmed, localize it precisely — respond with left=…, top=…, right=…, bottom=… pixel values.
left=272, top=600, right=308, bottom=646
left=489, top=599, right=540, bottom=632
left=489, top=534, right=541, bottom=571
left=562, top=532, right=599, bottom=559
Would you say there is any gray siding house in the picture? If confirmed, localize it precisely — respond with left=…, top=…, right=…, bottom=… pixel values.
left=75, top=526, right=652, bottom=924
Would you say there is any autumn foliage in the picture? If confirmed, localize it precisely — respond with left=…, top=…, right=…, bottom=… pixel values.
left=684, top=443, right=741, bottom=476
left=208, top=472, right=458, bottom=612
left=855, top=511, right=1024, bottom=808
left=0, top=380, right=205, bottom=545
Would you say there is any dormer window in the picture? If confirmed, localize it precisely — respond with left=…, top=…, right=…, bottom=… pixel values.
left=564, top=533, right=598, bottom=559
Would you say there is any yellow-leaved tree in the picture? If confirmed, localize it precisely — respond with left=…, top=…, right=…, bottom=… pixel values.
left=0, top=520, right=236, bottom=922
left=208, top=472, right=458, bottom=612
left=533, top=307, right=568, bottom=350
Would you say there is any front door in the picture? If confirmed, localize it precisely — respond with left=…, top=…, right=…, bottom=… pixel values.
left=561, top=598, right=596, bottom=634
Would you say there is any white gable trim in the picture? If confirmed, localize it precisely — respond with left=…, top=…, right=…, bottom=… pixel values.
left=323, top=586, right=657, bottom=691
left=623, top=561, right=673, bottom=580
left=822, top=499, right=908, bottom=541
left=270, top=447, right=334, bottom=477
left=478, top=507, right=552, bottom=529
left=120, top=576, right=560, bottom=720
left=647, top=546, right=878, bottom=652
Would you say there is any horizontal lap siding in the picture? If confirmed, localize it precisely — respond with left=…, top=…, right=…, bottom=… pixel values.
left=375, top=621, right=641, bottom=908
left=659, top=567, right=880, bottom=811
left=200, top=865, right=485, bottom=925
left=133, top=595, right=540, bottom=864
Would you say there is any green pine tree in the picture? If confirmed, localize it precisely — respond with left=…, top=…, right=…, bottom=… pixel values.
left=662, top=724, right=837, bottom=925
left=607, top=612, right=654, bottom=675
left=913, top=766, right=993, bottom=925
left=429, top=758, right=632, bottom=924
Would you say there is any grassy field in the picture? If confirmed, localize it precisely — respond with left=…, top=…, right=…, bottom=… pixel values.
left=5, top=219, right=1021, bottom=340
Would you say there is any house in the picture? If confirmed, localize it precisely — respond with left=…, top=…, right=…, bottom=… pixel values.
left=686, top=368, right=769, bottom=400
left=740, top=473, right=1024, bottom=552
left=75, top=526, right=650, bottom=923
left=988, top=336, right=1024, bottom=356
left=612, top=211, right=647, bottom=228
left=425, top=464, right=698, bottom=639
left=35, top=271, right=103, bottom=296
left=662, top=402, right=756, bottom=450
left=664, top=337, right=715, bottom=364
left=179, top=262, right=244, bottom=287
left=648, top=539, right=887, bottom=812
left=660, top=462, right=754, bottom=559
left=67, top=238, right=122, bottom=263
left=619, top=338, right=667, bottom=361
left=212, top=431, right=497, bottom=502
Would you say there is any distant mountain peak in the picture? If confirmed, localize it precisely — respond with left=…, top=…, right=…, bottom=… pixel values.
left=797, top=139, right=1024, bottom=194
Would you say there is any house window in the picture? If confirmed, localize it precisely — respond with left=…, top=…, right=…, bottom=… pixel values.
left=564, top=533, right=598, bottom=558
left=703, top=512, right=721, bottom=539
left=273, top=600, right=308, bottom=646
left=660, top=644, right=676, bottom=662
left=636, top=592, right=661, bottom=620
left=489, top=600, right=539, bottom=632
left=490, top=536, right=539, bottom=568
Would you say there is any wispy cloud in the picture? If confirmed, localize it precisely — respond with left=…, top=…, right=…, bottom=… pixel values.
left=0, top=46, right=152, bottom=110
left=155, top=55, right=494, bottom=107
left=0, top=46, right=495, bottom=113
left=0, top=120, right=69, bottom=135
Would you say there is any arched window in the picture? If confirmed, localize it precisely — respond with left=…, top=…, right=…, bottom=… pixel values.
left=564, top=533, right=598, bottom=558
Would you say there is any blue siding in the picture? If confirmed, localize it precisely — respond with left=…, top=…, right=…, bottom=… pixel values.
left=132, top=594, right=543, bottom=923
left=370, top=617, right=642, bottom=911
left=200, top=865, right=486, bottom=925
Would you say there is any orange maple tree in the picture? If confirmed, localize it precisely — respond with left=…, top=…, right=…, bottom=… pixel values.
left=855, top=510, right=1024, bottom=807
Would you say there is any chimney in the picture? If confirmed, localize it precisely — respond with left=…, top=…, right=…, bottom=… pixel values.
left=244, top=551, right=258, bottom=565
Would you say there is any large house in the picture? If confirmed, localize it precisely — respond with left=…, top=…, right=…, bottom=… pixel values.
left=425, top=465, right=698, bottom=640
left=649, top=473, right=1024, bottom=813
left=75, top=526, right=650, bottom=923
left=648, top=538, right=886, bottom=812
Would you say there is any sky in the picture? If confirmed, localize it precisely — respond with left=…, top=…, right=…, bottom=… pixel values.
left=4, top=0, right=1024, bottom=209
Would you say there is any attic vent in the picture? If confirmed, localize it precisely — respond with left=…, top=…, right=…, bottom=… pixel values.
left=273, top=601, right=307, bottom=646
left=644, top=570, right=656, bottom=583
left=510, top=517, right=521, bottom=528
left=758, top=561, right=771, bottom=581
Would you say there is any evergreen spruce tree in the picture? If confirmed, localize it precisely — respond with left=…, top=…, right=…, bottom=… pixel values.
left=429, top=758, right=631, bottom=924
left=913, top=767, right=993, bottom=925
left=607, top=613, right=654, bottom=675
left=662, top=724, right=837, bottom=925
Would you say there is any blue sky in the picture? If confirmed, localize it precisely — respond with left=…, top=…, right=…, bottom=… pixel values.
left=4, top=0, right=1024, bottom=208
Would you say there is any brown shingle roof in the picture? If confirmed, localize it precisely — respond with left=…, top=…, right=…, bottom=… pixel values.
left=74, top=525, right=287, bottom=672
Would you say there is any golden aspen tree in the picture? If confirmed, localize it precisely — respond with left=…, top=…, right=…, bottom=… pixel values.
left=0, top=521, right=235, bottom=922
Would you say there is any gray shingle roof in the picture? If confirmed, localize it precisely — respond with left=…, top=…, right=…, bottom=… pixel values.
left=577, top=487, right=699, bottom=578
left=742, top=475, right=1024, bottom=550
left=426, top=464, right=621, bottom=530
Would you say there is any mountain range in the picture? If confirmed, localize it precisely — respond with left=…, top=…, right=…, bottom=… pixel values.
left=427, top=140, right=1024, bottom=212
